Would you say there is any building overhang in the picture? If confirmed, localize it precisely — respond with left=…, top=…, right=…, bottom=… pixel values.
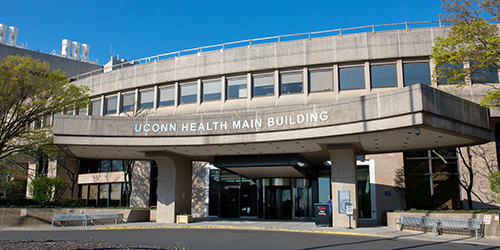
left=53, top=84, right=492, bottom=166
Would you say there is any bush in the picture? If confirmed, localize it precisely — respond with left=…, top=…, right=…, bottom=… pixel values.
left=1, top=180, right=26, bottom=200
left=28, top=176, right=68, bottom=205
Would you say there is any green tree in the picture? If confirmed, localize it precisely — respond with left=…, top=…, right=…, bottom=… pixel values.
left=0, top=55, right=90, bottom=160
left=489, top=171, right=500, bottom=202
left=432, top=0, right=500, bottom=106
left=28, top=176, right=68, bottom=204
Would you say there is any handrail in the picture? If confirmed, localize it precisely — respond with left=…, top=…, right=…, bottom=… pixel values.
left=70, top=20, right=443, bottom=81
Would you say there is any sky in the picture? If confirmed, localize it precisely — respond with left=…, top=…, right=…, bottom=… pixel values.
left=2, top=0, right=445, bottom=65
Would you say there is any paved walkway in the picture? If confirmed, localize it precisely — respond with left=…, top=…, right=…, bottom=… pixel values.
left=1, top=218, right=499, bottom=247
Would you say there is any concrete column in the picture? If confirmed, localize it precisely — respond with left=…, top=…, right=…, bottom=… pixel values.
left=221, top=75, right=227, bottom=103
left=247, top=73, right=252, bottom=101
left=328, top=144, right=358, bottom=228
left=274, top=70, right=280, bottom=98
left=153, top=155, right=193, bottom=223
left=174, top=82, right=179, bottom=107
left=396, top=59, right=404, bottom=88
left=364, top=61, right=371, bottom=92
left=333, top=64, right=339, bottom=95
left=130, top=160, right=152, bottom=208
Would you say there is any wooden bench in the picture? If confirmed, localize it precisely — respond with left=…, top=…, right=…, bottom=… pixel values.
left=437, top=217, right=483, bottom=239
left=395, top=215, right=439, bottom=236
left=52, top=213, right=88, bottom=227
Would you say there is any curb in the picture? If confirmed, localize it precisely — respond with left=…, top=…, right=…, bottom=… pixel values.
left=90, top=224, right=391, bottom=238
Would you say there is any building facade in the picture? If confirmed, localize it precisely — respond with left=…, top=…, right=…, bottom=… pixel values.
left=31, top=25, right=500, bottom=227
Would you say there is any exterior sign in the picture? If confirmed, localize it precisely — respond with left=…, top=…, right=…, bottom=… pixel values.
left=338, top=190, right=350, bottom=214
left=484, top=214, right=492, bottom=225
left=134, top=111, right=329, bottom=133
left=346, top=204, right=353, bottom=216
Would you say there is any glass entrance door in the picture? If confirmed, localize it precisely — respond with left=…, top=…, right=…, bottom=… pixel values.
left=266, top=187, right=292, bottom=219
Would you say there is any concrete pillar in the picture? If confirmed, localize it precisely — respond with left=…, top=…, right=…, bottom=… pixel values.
left=153, top=155, right=192, bottom=223
left=328, top=144, right=358, bottom=228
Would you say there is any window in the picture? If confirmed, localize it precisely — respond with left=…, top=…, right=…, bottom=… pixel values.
left=159, top=86, right=175, bottom=107
left=91, top=99, right=101, bottom=116
left=105, top=96, right=117, bottom=115
left=203, top=80, right=221, bottom=102
left=140, top=89, right=155, bottom=109
left=227, top=77, right=247, bottom=99
left=339, top=66, right=365, bottom=90
left=403, top=149, right=460, bottom=210
left=78, top=107, right=87, bottom=116
left=309, top=69, right=333, bottom=92
left=180, top=83, right=197, bottom=104
left=437, top=63, right=463, bottom=85
left=280, top=71, right=303, bottom=94
left=99, top=160, right=112, bottom=172
left=112, top=160, right=124, bottom=171
left=253, top=74, right=274, bottom=97
left=471, top=63, right=499, bottom=84
left=121, top=93, right=135, bottom=112
left=403, top=62, right=431, bottom=86
left=370, top=64, right=397, bottom=88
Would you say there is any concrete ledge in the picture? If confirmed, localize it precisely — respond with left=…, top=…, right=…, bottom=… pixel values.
left=387, top=212, right=500, bottom=238
left=0, top=208, right=150, bottom=227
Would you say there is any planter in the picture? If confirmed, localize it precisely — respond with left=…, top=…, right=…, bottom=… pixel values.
left=176, top=214, right=193, bottom=224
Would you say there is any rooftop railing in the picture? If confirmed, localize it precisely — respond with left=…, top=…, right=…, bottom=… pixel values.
left=70, top=20, right=444, bottom=81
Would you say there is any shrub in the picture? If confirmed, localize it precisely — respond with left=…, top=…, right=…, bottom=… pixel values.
left=1, top=180, right=26, bottom=200
left=28, top=176, right=68, bottom=205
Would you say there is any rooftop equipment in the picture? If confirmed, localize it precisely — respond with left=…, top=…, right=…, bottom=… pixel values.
left=7, top=26, right=18, bottom=45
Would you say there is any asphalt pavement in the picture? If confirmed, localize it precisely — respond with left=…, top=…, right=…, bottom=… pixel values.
left=0, top=218, right=499, bottom=249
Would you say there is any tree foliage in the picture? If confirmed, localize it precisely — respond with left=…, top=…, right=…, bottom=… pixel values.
left=432, top=0, right=500, bottom=106
left=489, top=171, right=500, bottom=202
left=0, top=55, right=90, bottom=160
left=28, top=176, right=68, bottom=204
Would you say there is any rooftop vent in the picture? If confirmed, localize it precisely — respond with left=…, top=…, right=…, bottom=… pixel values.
left=71, top=41, right=80, bottom=59
left=81, top=43, right=90, bottom=61
left=61, top=39, right=71, bottom=57
left=0, top=24, right=7, bottom=44
left=7, top=26, right=18, bottom=45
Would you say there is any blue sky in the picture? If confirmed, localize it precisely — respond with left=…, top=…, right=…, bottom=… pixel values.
left=2, top=0, right=444, bottom=65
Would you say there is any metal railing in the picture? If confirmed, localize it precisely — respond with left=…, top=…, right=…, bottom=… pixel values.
left=70, top=20, right=444, bottom=81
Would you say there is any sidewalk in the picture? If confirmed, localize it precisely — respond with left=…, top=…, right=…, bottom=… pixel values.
left=1, top=217, right=499, bottom=247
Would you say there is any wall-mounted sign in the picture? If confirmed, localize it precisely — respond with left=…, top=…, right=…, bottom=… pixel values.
left=346, top=204, right=353, bottom=216
left=338, top=190, right=350, bottom=214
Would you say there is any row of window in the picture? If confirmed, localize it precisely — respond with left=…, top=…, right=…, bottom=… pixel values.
left=70, top=61, right=497, bottom=116
left=80, top=159, right=127, bottom=174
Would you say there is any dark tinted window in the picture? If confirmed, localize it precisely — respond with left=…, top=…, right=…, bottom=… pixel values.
left=339, top=67, right=364, bottom=90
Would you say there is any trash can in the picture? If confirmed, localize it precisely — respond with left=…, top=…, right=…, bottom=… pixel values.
left=314, top=203, right=331, bottom=227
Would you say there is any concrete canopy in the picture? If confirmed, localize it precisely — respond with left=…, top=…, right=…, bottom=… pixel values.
left=53, top=84, right=491, bottom=165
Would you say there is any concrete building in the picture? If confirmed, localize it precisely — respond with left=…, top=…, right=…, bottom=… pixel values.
left=48, top=24, right=499, bottom=228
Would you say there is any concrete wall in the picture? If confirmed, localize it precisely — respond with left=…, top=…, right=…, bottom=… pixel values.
left=367, top=153, right=405, bottom=221
left=459, top=143, right=500, bottom=209
left=0, top=208, right=150, bottom=227
left=387, top=212, right=500, bottom=239
left=76, top=27, right=447, bottom=96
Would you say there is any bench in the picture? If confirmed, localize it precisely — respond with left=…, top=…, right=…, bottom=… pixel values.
left=52, top=212, right=88, bottom=227
left=87, top=212, right=119, bottom=225
left=52, top=211, right=120, bottom=227
left=437, top=217, right=483, bottom=239
left=395, top=215, right=439, bottom=236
